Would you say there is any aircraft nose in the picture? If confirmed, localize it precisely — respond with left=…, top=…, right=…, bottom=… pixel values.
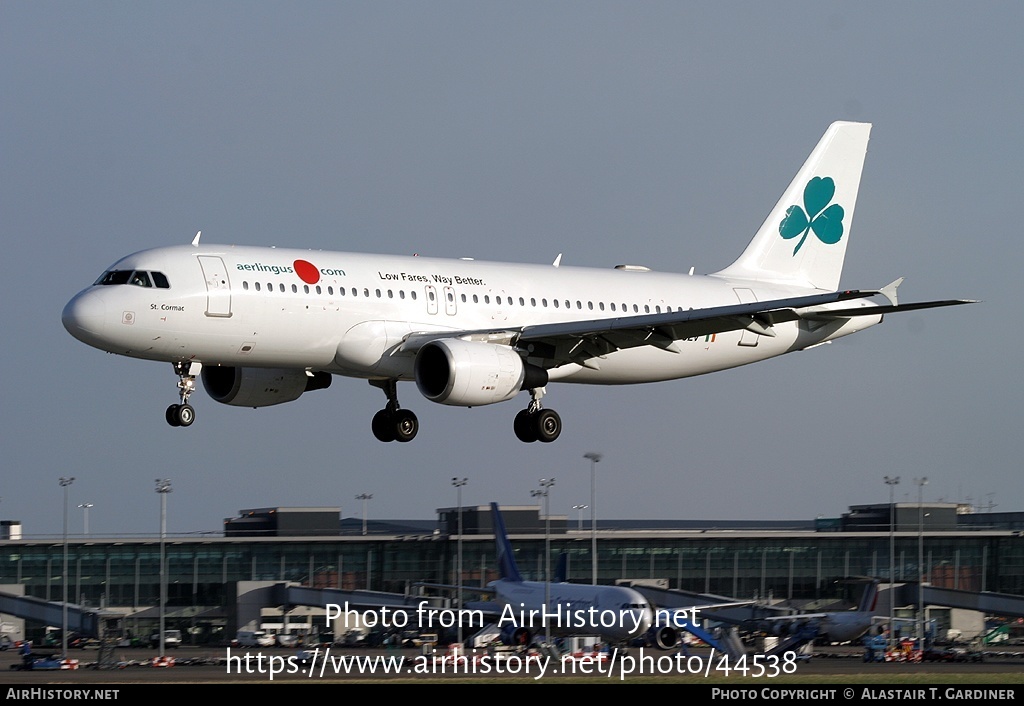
left=62, top=290, right=107, bottom=344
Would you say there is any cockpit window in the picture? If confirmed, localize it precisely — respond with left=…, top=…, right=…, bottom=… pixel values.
left=95, top=270, right=132, bottom=285
left=94, top=269, right=170, bottom=288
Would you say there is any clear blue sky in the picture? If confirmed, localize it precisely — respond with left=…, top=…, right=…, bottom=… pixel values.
left=2, top=2, right=1015, bottom=536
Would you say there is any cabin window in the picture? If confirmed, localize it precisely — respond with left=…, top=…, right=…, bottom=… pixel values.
left=644, top=305, right=650, bottom=313
left=279, top=283, right=286, bottom=293
left=242, top=281, right=249, bottom=291
left=400, top=291, right=406, bottom=300
left=530, top=298, right=537, bottom=307
left=411, top=291, right=417, bottom=300
left=472, top=294, right=479, bottom=304
left=255, top=282, right=261, bottom=292
left=576, top=301, right=582, bottom=309
left=461, top=294, right=467, bottom=303
left=304, top=285, right=310, bottom=294
left=316, top=285, right=322, bottom=295
left=633, top=304, right=639, bottom=313
left=599, top=302, right=605, bottom=311
left=388, top=289, right=394, bottom=299
left=610, top=303, right=616, bottom=312
left=292, top=284, right=298, bottom=293
left=553, top=299, right=559, bottom=308
left=588, top=301, right=594, bottom=310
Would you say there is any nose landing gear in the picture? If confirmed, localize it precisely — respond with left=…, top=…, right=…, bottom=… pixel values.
left=166, top=361, right=201, bottom=427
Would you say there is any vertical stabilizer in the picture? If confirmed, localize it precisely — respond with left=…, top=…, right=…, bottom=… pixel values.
left=858, top=579, right=880, bottom=613
left=713, top=122, right=871, bottom=291
left=491, top=502, right=524, bottom=583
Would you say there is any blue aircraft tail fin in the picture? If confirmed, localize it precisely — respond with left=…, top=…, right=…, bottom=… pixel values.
left=491, top=502, right=524, bottom=583
left=554, top=553, right=568, bottom=583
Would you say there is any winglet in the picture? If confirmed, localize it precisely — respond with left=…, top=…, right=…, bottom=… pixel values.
left=491, top=502, right=524, bottom=583
left=192, top=231, right=202, bottom=247
left=878, top=277, right=904, bottom=306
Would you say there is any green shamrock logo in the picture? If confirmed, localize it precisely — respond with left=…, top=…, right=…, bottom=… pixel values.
left=778, top=177, right=845, bottom=255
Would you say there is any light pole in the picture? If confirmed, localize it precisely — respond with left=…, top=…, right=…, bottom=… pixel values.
left=584, top=452, right=602, bottom=584
left=572, top=504, right=588, bottom=531
left=59, top=476, right=75, bottom=660
left=356, top=494, right=373, bottom=536
left=78, top=503, right=94, bottom=536
left=155, top=479, right=172, bottom=658
left=531, top=477, right=555, bottom=644
left=884, top=475, right=900, bottom=654
left=451, top=477, right=467, bottom=648
left=914, top=476, right=928, bottom=652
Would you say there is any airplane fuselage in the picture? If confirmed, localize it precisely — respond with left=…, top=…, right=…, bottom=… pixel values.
left=490, top=578, right=654, bottom=644
left=63, top=243, right=880, bottom=384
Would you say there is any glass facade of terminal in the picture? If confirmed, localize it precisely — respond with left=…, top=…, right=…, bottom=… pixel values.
left=2, top=532, right=1021, bottom=615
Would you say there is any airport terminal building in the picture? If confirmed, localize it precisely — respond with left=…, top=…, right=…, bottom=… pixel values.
left=1, top=503, right=1022, bottom=644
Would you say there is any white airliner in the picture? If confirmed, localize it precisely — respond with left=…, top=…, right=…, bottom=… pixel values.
left=62, top=121, right=971, bottom=442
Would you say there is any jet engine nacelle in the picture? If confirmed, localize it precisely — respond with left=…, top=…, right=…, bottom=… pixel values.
left=414, top=339, right=548, bottom=407
left=646, top=625, right=679, bottom=650
left=202, top=367, right=332, bottom=408
left=499, top=624, right=533, bottom=647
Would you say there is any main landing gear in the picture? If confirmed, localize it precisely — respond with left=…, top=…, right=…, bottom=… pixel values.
left=166, top=361, right=200, bottom=428
left=370, top=379, right=419, bottom=443
left=513, top=387, right=561, bottom=443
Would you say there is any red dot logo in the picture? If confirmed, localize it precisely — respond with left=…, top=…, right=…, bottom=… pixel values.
left=294, top=260, right=320, bottom=284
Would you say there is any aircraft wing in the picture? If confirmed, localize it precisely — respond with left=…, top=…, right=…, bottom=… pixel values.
left=398, top=289, right=974, bottom=368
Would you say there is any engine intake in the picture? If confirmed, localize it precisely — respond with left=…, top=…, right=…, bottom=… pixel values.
left=646, top=625, right=679, bottom=650
left=414, top=339, right=547, bottom=407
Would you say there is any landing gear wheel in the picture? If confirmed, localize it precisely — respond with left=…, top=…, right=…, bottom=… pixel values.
left=393, top=409, right=419, bottom=443
left=514, top=409, right=538, bottom=443
left=166, top=404, right=182, bottom=427
left=372, top=409, right=397, bottom=442
left=533, top=408, right=561, bottom=443
left=176, top=403, right=195, bottom=427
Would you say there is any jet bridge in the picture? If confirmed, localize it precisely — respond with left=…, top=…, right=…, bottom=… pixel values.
left=0, top=589, right=98, bottom=637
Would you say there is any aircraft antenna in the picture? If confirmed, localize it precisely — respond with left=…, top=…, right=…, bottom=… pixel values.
left=191, top=231, right=202, bottom=247
left=552, top=253, right=562, bottom=267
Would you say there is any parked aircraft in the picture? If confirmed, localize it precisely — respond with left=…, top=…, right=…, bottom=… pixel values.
left=716, top=578, right=881, bottom=647
left=464, top=503, right=658, bottom=647
left=62, top=121, right=972, bottom=442
left=430, top=503, right=745, bottom=650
